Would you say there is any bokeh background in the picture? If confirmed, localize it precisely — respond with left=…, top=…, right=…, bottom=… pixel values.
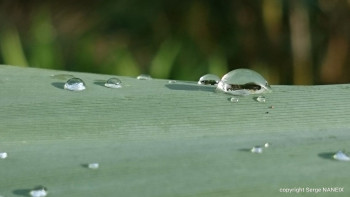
left=1, top=0, right=350, bottom=85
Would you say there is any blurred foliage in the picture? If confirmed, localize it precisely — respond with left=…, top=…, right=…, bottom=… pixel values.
left=1, top=0, right=350, bottom=84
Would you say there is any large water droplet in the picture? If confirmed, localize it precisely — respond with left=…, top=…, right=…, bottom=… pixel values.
left=255, top=95, right=266, bottom=102
left=88, top=163, right=99, bottom=169
left=104, top=77, right=122, bottom=88
left=0, top=152, right=7, bottom=159
left=198, top=74, right=220, bottom=85
left=137, top=74, right=152, bottom=80
left=217, top=69, right=271, bottom=95
left=333, top=151, right=350, bottom=161
left=64, top=78, right=86, bottom=91
left=251, top=146, right=263, bottom=153
left=29, top=187, right=47, bottom=197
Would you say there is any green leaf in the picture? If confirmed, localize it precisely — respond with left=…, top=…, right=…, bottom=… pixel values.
left=0, top=65, right=350, bottom=197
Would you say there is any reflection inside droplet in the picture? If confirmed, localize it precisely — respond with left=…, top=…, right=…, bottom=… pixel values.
left=217, top=69, right=271, bottom=96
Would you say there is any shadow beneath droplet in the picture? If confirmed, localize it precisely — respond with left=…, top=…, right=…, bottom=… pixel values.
left=318, top=152, right=335, bottom=161
left=51, top=82, right=65, bottom=90
left=50, top=74, right=75, bottom=80
left=165, top=83, right=215, bottom=92
left=94, top=80, right=106, bottom=87
left=13, top=189, right=31, bottom=197
left=81, top=163, right=89, bottom=168
left=238, top=148, right=251, bottom=152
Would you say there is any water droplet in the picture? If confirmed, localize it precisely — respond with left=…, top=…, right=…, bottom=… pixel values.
left=168, top=80, right=177, bottom=84
left=137, top=74, right=152, bottom=80
left=0, top=152, right=7, bottom=159
left=229, top=97, right=239, bottom=103
left=104, top=77, right=122, bottom=88
left=88, top=163, right=99, bottom=169
left=217, top=69, right=271, bottom=95
left=264, top=143, right=270, bottom=148
left=333, top=151, right=350, bottom=161
left=50, top=74, right=75, bottom=80
left=198, top=74, right=220, bottom=85
left=255, top=96, right=266, bottom=102
left=269, top=105, right=274, bottom=109
left=251, top=146, right=263, bottom=153
left=64, top=78, right=86, bottom=91
left=29, top=187, right=47, bottom=197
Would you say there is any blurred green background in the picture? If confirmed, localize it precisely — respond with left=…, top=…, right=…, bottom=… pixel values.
left=1, top=0, right=350, bottom=85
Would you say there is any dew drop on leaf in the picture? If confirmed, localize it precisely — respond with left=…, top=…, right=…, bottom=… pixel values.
left=255, top=95, right=266, bottom=103
left=137, top=74, right=152, bottom=80
left=251, top=146, right=263, bottom=153
left=198, top=74, right=220, bottom=85
left=88, top=163, right=99, bottom=169
left=64, top=78, right=86, bottom=91
left=333, top=151, right=350, bottom=161
left=104, top=77, right=122, bottom=88
left=29, top=186, right=48, bottom=197
left=217, top=69, right=271, bottom=96
left=229, top=97, right=239, bottom=103
left=0, top=152, right=7, bottom=159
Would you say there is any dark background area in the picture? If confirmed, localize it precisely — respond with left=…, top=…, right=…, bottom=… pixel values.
left=1, top=0, right=350, bottom=85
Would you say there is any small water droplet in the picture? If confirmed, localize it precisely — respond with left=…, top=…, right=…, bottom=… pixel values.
left=137, top=74, right=152, bottom=80
left=269, top=105, right=274, bottom=109
left=0, top=152, right=7, bottom=159
left=255, top=96, right=266, bottom=102
left=88, top=163, right=99, bottom=169
left=333, top=151, right=350, bottom=161
left=29, top=187, right=47, bottom=197
left=264, top=143, right=270, bottom=148
left=64, top=78, right=86, bottom=91
left=168, top=80, right=177, bottom=84
left=50, top=74, right=75, bottom=80
left=229, top=97, right=239, bottom=103
left=198, top=74, right=220, bottom=85
left=217, top=69, right=271, bottom=95
left=104, top=77, right=122, bottom=88
left=251, top=146, right=263, bottom=153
